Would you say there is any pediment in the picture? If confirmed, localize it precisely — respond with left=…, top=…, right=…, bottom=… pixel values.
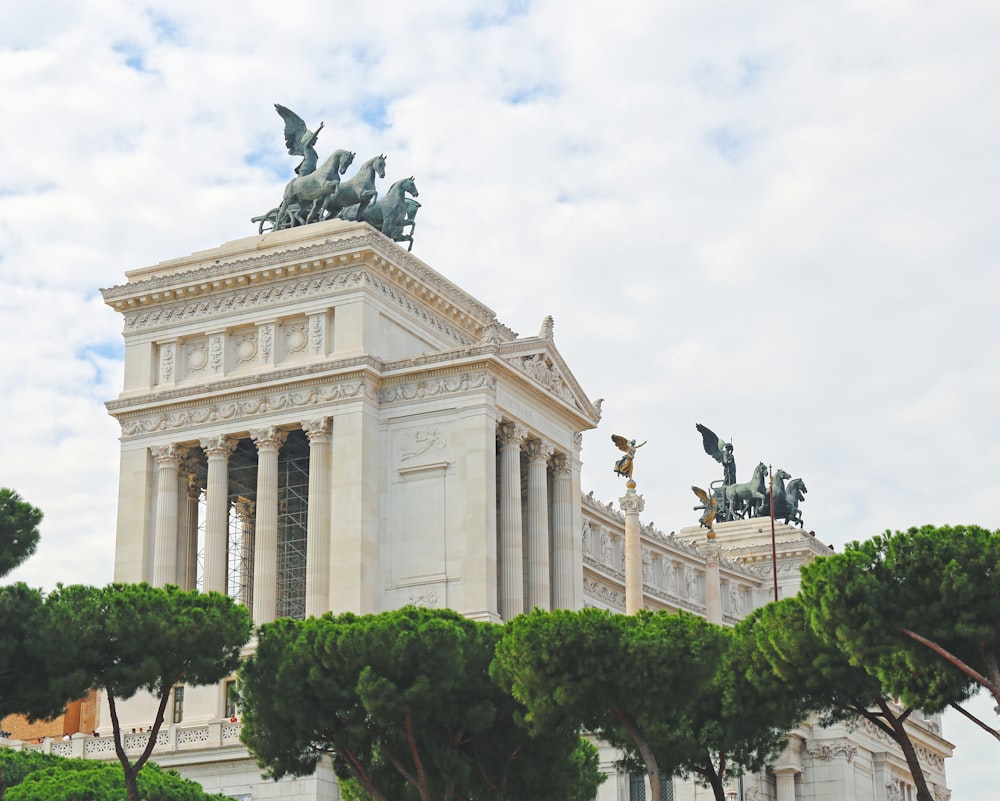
left=498, top=336, right=601, bottom=426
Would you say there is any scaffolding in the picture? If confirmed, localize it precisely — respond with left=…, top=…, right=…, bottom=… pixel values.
left=276, top=429, right=309, bottom=620
left=189, top=432, right=309, bottom=620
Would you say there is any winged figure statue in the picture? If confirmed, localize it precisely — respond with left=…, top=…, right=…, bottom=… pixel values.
left=611, top=434, right=646, bottom=480
left=695, top=422, right=736, bottom=485
left=274, top=103, right=325, bottom=176
left=691, top=485, right=717, bottom=536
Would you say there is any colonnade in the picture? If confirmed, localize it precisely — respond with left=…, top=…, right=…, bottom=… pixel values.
left=148, top=419, right=331, bottom=626
left=496, top=421, right=577, bottom=620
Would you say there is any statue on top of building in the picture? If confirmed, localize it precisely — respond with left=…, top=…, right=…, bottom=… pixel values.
left=696, top=423, right=736, bottom=485
left=252, top=104, right=421, bottom=251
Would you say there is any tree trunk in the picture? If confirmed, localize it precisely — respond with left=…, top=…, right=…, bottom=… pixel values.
left=612, top=707, right=661, bottom=801
left=877, top=698, right=934, bottom=801
left=706, top=768, right=727, bottom=801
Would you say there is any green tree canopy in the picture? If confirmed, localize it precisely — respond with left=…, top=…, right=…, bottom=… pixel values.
left=0, top=748, right=64, bottom=798
left=0, top=489, right=43, bottom=579
left=239, top=606, right=602, bottom=801
left=494, top=607, right=795, bottom=801
left=0, top=584, right=60, bottom=721
left=742, top=596, right=937, bottom=801
left=3, top=757, right=229, bottom=801
left=19, top=584, right=252, bottom=801
left=799, top=525, right=1000, bottom=724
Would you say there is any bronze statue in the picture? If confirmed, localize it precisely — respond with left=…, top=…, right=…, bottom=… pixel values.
left=696, top=423, right=736, bottom=485
left=274, top=104, right=324, bottom=176
left=336, top=176, right=418, bottom=251
left=691, top=486, right=717, bottom=535
left=252, top=105, right=422, bottom=250
left=611, top=435, right=646, bottom=480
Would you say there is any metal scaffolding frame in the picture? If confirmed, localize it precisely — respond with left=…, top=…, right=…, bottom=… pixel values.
left=276, top=429, right=309, bottom=620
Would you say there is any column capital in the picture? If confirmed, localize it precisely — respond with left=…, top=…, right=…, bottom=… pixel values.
left=497, top=421, right=526, bottom=447
left=302, top=418, right=332, bottom=443
left=524, top=438, right=554, bottom=462
left=186, top=472, right=205, bottom=499
left=619, top=487, right=645, bottom=515
left=151, top=443, right=188, bottom=465
left=251, top=426, right=288, bottom=451
left=200, top=434, right=237, bottom=458
left=550, top=453, right=571, bottom=474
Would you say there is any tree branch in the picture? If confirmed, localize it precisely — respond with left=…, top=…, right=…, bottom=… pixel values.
left=948, top=702, right=1000, bottom=742
left=901, top=628, right=999, bottom=696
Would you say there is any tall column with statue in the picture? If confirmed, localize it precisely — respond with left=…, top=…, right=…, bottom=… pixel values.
left=612, top=434, right=646, bottom=615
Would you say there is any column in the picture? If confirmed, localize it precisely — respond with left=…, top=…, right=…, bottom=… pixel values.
left=303, top=418, right=332, bottom=617
left=773, top=735, right=802, bottom=801
left=200, top=435, right=236, bottom=595
left=619, top=480, right=645, bottom=615
left=550, top=454, right=575, bottom=609
left=176, top=472, right=202, bottom=589
left=525, top=439, right=553, bottom=612
left=151, top=444, right=187, bottom=588
left=251, top=426, right=287, bottom=625
left=774, top=769, right=798, bottom=801
left=705, top=547, right=723, bottom=624
left=497, top=423, right=525, bottom=621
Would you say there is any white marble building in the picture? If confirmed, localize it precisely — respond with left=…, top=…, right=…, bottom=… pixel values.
left=10, top=221, right=951, bottom=801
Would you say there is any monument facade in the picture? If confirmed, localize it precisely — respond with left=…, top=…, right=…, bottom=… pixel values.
left=1, top=219, right=952, bottom=801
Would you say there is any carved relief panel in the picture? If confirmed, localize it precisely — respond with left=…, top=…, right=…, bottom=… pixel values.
left=228, top=326, right=259, bottom=373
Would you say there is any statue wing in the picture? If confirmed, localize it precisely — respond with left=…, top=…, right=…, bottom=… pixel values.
left=611, top=434, right=630, bottom=453
left=691, top=485, right=713, bottom=505
left=274, top=103, right=311, bottom=156
left=695, top=423, right=724, bottom=463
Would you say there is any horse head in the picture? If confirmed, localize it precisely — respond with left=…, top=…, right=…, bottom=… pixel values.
left=401, top=176, right=418, bottom=197
left=339, top=150, right=356, bottom=174
left=788, top=478, right=807, bottom=500
left=375, top=154, right=387, bottom=178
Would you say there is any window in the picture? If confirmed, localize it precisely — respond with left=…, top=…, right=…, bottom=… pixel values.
left=225, top=679, right=238, bottom=719
left=172, top=686, right=185, bottom=724
left=629, top=773, right=646, bottom=801
left=658, top=771, right=674, bottom=801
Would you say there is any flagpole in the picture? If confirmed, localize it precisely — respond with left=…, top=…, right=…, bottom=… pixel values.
left=769, top=464, right=778, bottom=601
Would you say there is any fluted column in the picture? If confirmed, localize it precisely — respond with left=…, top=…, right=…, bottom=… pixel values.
left=151, top=444, right=187, bottom=587
left=550, top=454, right=575, bottom=609
left=705, top=546, right=723, bottom=624
left=200, top=435, right=236, bottom=595
left=251, top=426, right=287, bottom=625
left=619, top=480, right=645, bottom=615
left=498, top=423, right=525, bottom=621
left=176, top=472, right=202, bottom=589
left=303, top=418, right=332, bottom=617
left=525, top=438, right=553, bottom=612
left=774, top=769, right=798, bottom=801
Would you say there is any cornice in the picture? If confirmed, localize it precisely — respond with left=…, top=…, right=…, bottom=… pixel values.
left=102, top=225, right=495, bottom=327
left=114, top=268, right=480, bottom=347
left=106, top=355, right=381, bottom=413
left=109, top=364, right=503, bottom=441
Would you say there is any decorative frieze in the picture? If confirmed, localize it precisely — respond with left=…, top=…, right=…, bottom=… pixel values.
left=120, top=268, right=478, bottom=347
left=806, top=739, right=858, bottom=763
left=379, top=371, right=496, bottom=405
left=117, top=377, right=374, bottom=439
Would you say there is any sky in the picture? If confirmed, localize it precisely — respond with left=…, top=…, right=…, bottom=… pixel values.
left=1, top=0, right=998, bottom=796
